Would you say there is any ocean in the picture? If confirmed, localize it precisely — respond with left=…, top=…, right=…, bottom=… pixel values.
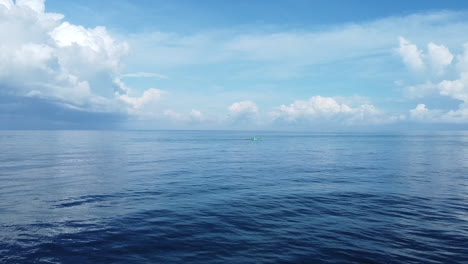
left=0, top=130, right=467, bottom=263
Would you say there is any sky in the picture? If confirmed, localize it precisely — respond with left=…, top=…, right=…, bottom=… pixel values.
left=2, top=0, right=468, bottom=130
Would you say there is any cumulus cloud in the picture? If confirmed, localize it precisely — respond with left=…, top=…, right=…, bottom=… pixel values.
left=397, top=38, right=453, bottom=75
left=16, top=0, right=44, bottom=13
left=409, top=103, right=468, bottom=123
left=0, top=0, right=160, bottom=116
left=189, top=109, right=204, bottom=121
left=229, top=101, right=259, bottom=120
left=49, top=22, right=130, bottom=80
left=427, top=42, right=453, bottom=73
left=3, top=1, right=467, bottom=129
left=117, top=88, right=164, bottom=109
left=0, top=0, right=13, bottom=9
left=271, top=96, right=394, bottom=125
left=402, top=40, right=468, bottom=123
left=397, top=37, right=425, bottom=71
left=405, top=75, right=468, bottom=103
left=410, top=104, right=438, bottom=121
left=438, top=77, right=468, bottom=102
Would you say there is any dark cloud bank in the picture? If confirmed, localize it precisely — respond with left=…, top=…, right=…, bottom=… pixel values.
left=0, top=94, right=126, bottom=130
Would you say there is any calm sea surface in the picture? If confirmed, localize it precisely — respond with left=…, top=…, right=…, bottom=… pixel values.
left=0, top=130, right=467, bottom=263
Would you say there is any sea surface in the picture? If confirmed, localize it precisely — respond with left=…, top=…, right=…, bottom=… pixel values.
left=0, top=130, right=467, bottom=263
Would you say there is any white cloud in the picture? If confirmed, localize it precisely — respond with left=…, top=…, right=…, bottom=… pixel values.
left=16, top=0, right=44, bottom=13
left=438, top=76, right=468, bottom=102
left=0, top=0, right=173, bottom=118
left=13, top=43, right=54, bottom=70
left=0, top=0, right=129, bottom=109
left=49, top=22, right=129, bottom=78
left=113, top=77, right=131, bottom=94
left=0, top=0, right=13, bottom=9
left=409, top=103, right=468, bottom=123
left=117, top=88, right=164, bottom=109
left=272, top=96, right=391, bottom=125
left=427, top=42, right=453, bottom=73
left=229, top=101, right=259, bottom=119
left=410, top=104, right=435, bottom=120
left=190, top=109, right=204, bottom=121
left=3, top=2, right=468, bottom=128
left=404, top=71, right=468, bottom=103
left=26, top=89, right=41, bottom=97
left=397, top=37, right=425, bottom=71
left=402, top=41, right=468, bottom=123
left=405, top=82, right=438, bottom=98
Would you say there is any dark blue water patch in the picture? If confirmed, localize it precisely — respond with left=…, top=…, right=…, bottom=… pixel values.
left=3, top=192, right=466, bottom=264
left=1, top=131, right=467, bottom=263
left=53, top=194, right=123, bottom=208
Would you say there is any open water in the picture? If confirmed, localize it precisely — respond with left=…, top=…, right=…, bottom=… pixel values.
left=0, top=130, right=467, bottom=263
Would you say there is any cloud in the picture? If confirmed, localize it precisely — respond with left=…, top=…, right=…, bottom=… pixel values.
left=397, top=37, right=425, bottom=71
left=48, top=21, right=129, bottom=85
left=410, top=104, right=439, bottom=121
left=0, top=94, right=125, bottom=129
left=0, top=0, right=141, bottom=115
left=409, top=103, right=468, bottom=123
left=228, top=101, right=259, bottom=120
left=17, top=0, right=44, bottom=13
left=438, top=77, right=468, bottom=102
left=0, top=0, right=177, bottom=129
left=404, top=75, right=468, bottom=103
left=129, top=11, right=468, bottom=72
left=2, top=2, right=467, bottom=129
left=117, top=88, right=164, bottom=109
left=271, top=96, right=394, bottom=125
left=405, top=82, right=439, bottom=98
left=0, top=0, right=13, bottom=9
left=120, top=72, right=168, bottom=79
left=401, top=39, right=468, bottom=123
left=189, top=109, right=204, bottom=121
left=397, top=38, right=454, bottom=74
left=427, top=42, right=453, bottom=73
left=113, top=76, right=166, bottom=110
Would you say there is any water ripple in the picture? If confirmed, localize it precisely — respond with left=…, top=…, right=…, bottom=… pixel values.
left=1, top=131, right=467, bottom=263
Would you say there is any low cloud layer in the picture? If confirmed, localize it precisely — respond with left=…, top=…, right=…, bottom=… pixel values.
left=271, top=96, right=397, bottom=126
left=0, top=94, right=126, bottom=129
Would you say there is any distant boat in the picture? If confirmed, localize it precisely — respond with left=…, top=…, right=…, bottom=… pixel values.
left=251, top=137, right=263, bottom=141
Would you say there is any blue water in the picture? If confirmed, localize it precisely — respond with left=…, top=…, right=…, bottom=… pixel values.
left=0, top=131, right=467, bottom=263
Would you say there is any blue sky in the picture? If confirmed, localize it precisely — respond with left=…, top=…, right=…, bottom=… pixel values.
left=2, top=0, right=468, bottom=130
